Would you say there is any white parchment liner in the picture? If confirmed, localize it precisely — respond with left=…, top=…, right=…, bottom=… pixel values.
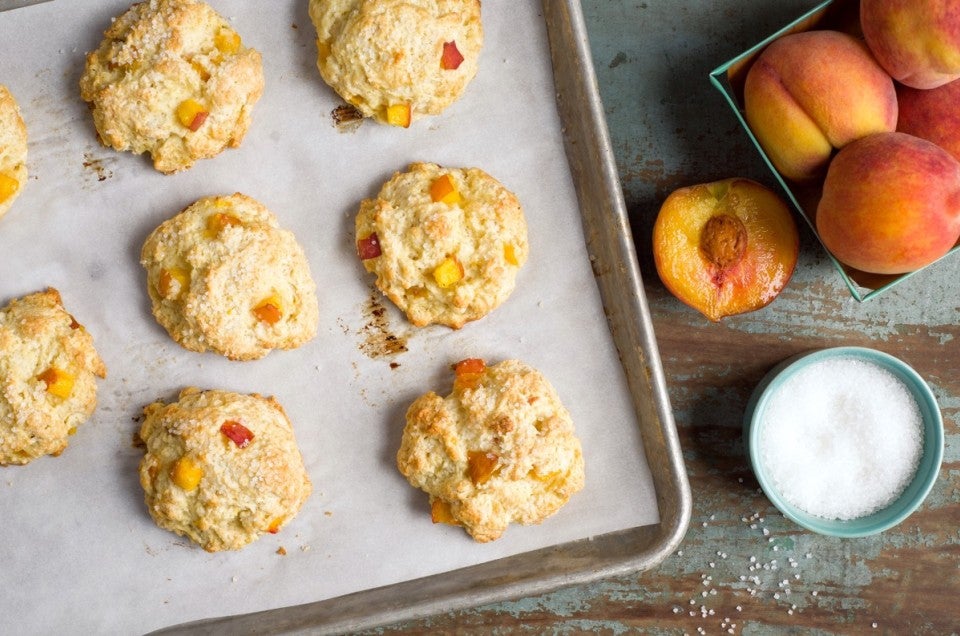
left=0, top=1, right=659, bottom=632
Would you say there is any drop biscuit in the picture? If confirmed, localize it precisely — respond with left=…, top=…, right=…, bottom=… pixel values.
left=397, top=358, right=584, bottom=542
left=309, top=0, right=483, bottom=126
left=141, top=193, right=319, bottom=361
left=138, top=388, right=312, bottom=551
left=0, top=84, right=27, bottom=220
left=79, top=0, right=264, bottom=173
left=356, top=162, right=528, bottom=328
left=0, top=289, right=107, bottom=465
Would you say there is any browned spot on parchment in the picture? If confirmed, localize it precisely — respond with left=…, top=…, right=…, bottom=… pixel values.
left=332, top=104, right=364, bottom=133
left=82, top=153, right=113, bottom=182
left=358, top=290, right=408, bottom=361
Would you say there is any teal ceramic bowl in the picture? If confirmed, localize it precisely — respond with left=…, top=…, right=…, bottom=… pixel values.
left=743, top=347, right=943, bottom=537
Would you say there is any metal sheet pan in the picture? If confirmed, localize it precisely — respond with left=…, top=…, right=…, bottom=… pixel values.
left=154, top=1, right=691, bottom=632
left=0, top=0, right=690, bottom=632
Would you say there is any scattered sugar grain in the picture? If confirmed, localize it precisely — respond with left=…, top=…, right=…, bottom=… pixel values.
left=759, top=357, right=923, bottom=519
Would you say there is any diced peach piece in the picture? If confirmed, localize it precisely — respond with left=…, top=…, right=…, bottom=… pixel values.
left=267, top=517, right=284, bottom=534
left=429, top=174, right=461, bottom=204
left=432, top=256, right=463, bottom=288
left=252, top=296, right=282, bottom=324
left=357, top=233, right=382, bottom=260
left=176, top=99, right=209, bottom=131
left=157, top=267, right=189, bottom=299
left=0, top=173, right=18, bottom=203
left=441, top=41, right=464, bottom=70
left=316, top=39, right=331, bottom=62
left=214, top=28, right=241, bottom=54
left=37, top=367, right=75, bottom=399
left=467, top=450, right=499, bottom=485
left=206, top=212, right=242, bottom=237
left=453, top=358, right=485, bottom=391
left=503, top=243, right=518, bottom=266
left=170, top=456, right=203, bottom=491
left=430, top=498, right=459, bottom=525
left=386, top=103, right=411, bottom=128
left=220, top=420, right=254, bottom=448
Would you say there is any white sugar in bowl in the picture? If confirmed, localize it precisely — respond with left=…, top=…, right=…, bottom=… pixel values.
left=743, top=347, right=944, bottom=537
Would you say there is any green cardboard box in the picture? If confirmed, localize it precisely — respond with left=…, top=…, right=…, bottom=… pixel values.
left=709, top=0, right=960, bottom=301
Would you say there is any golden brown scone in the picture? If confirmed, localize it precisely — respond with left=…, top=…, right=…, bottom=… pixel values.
left=0, top=289, right=107, bottom=465
left=356, top=162, right=528, bottom=328
left=79, top=0, right=264, bottom=173
left=397, top=358, right=584, bottom=542
left=138, top=388, right=312, bottom=552
left=0, top=84, right=28, bottom=220
left=309, top=0, right=483, bottom=126
left=141, top=193, right=320, bottom=361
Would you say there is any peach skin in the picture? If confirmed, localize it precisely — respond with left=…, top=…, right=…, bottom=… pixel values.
left=897, top=78, right=960, bottom=162
left=816, top=132, right=960, bottom=275
left=744, top=30, right=897, bottom=182
left=862, top=0, right=960, bottom=89
left=653, top=178, right=799, bottom=322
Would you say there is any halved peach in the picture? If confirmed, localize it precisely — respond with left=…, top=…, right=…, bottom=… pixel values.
left=652, top=178, right=799, bottom=321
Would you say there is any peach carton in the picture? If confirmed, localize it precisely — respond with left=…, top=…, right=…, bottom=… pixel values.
left=709, top=0, right=960, bottom=301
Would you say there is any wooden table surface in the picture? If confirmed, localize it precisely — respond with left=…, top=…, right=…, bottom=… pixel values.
left=374, top=1, right=960, bottom=633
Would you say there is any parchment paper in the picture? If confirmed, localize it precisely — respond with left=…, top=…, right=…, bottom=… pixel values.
left=0, top=1, right=659, bottom=633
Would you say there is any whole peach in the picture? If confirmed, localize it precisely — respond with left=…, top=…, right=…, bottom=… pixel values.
left=816, top=132, right=960, bottom=275
left=744, top=30, right=897, bottom=182
left=862, top=0, right=960, bottom=89
left=896, top=78, right=960, bottom=162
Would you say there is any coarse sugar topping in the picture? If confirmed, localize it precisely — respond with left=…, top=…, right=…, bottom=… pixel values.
left=759, top=357, right=923, bottom=520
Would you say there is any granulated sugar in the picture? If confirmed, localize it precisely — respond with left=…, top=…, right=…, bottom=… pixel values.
left=759, top=357, right=923, bottom=520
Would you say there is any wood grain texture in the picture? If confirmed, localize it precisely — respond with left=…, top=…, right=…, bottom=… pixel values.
left=367, top=1, right=960, bottom=632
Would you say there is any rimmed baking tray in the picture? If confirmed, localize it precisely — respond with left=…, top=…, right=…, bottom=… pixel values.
left=0, top=1, right=689, bottom=633
left=156, top=2, right=690, bottom=632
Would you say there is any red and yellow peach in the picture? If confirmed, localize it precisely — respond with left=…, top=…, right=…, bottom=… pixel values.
left=744, top=30, right=897, bottom=182
left=816, top=132, right=960, bottom=275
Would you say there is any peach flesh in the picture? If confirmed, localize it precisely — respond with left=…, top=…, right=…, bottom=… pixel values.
left=744, top=30, right=897, bottom=182
left=862, top=0, right=960, bottom=90
left=816, top=132, right=960, bottom=275
left=653, top=178, right=799, bottom=322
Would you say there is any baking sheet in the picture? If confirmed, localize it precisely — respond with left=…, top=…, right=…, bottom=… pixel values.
left=0, top=1, right=661, bottom=633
